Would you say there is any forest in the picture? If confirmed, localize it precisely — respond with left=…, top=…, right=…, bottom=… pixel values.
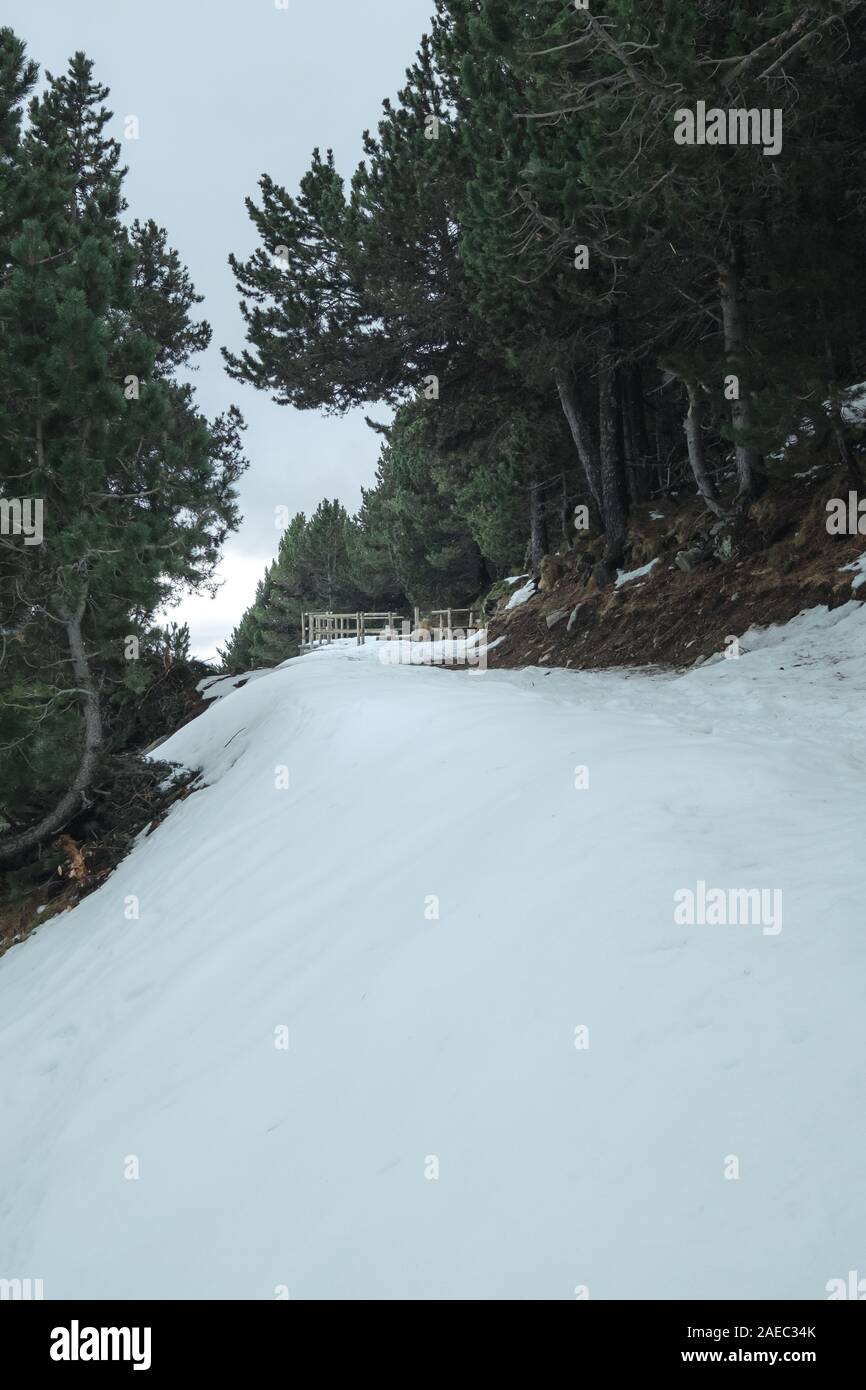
left=220, top=0, right=866, bottom=666
left=2, top=0, right=866, bottom=875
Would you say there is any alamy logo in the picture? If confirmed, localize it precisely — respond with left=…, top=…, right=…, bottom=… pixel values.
left=826, top=1270, right=866, bottom=1299
left=674, top=101, right=783, bottom=157
left=378, top=621, right=488, bottom=670
left=674, top=880, right=782, bottom=936
left=0, top=496, right=44, bottom=545
left=826, top=492, right=866, bottom=535
left=50, top=1320, right=152, bottom=1372
left=0, top=1276, right=43, bottom=1300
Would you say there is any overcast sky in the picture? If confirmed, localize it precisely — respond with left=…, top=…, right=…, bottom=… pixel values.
left=6, top=0, right=434, bottom=659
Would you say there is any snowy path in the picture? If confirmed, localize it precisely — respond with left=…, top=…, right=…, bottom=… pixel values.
left=1, top=603, right=865, bottom=1299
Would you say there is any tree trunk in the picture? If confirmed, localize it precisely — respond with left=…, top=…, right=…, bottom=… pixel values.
left=652, top=403, right=665, bottom=493
left=472, top=538, right=489, bottom=595
left=554, top=366, right=602, bottom=512
left=623, top=363, right=652, bottom=504
left=529, top=479, right=548, bottom=580
left=718, top=246, right=760, bottom=504
left=558, top=474, right=571, bottom=545
left=683, top=382, right=727, bottom=515
left=598, top=353, right=629, bottom=570
left=0, top=598, right=103, bottom=865
left=824, top=335, right=861, bottom=487
left=829, top=406, right=861, bottom=489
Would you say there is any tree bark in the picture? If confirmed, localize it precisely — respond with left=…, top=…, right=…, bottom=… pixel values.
left=652, top=403, right=666, bottom=493
left=683, top=381, right=727, bottom=516
left=598, top=352, right=629, bottom=569
left=824, top=335, right=862, bottom=487
left=623, top=363, right=652, bottom=504
left=0, top=598, right=103, bottom=865
left=529, top=478, right=549, bottom=580
left=718, top=246, right=760, bottom=504
left=558, top=474, right=570, bottom=545
left=554, top=366, right=602, bottom=512
left=829, top=405, right=861, bottom=489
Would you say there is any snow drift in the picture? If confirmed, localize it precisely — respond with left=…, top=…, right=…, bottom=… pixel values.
left=1, top=603, right=865, bottom=1299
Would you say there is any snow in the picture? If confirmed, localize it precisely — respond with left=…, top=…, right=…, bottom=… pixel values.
left=616, top=557, right=659, bottom=588
left=841, top=550, right=866, bottom=592
left=503, top=573, right=529, bottom=587
left=840, top=380, right=866, bottom=425
left=1, top=600, right=866, bottom=1299
left=197, top=670, right=271, bottom=701
left=504, top=578, right=536, bottom=609
left=772, top=379, right=866, bottom=459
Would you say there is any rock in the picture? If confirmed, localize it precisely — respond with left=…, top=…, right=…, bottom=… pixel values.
left=539, top=554, right=566, bottom=592
left=674, top=545, right=711, bottom=573
left=591, top=561, right=615, bottom=590
left=142, top=734, right=170, bottom=755
left=567, top=603, right=585, bottom=633
left=568, top=602, right=598, bottom=632
left=545, top=608, right=568, bottom=629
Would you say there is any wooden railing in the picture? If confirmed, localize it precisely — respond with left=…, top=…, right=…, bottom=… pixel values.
left=426, top=608, right=483, bottom=633
left=300, top=608, right=485, bottom=649
left=300, top=612, right=397, bottom=648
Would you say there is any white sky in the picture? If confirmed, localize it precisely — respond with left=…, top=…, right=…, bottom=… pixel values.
left=6, top=0, right=434, bottom=659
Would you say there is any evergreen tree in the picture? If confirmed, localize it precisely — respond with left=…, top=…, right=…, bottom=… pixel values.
left=470, top=0, right=866, bottom=505
left=223, top=0, right=866, bottom=606
left=0, top=43, right=245, bottom=862
left=255, top=514, right=309, bottom=665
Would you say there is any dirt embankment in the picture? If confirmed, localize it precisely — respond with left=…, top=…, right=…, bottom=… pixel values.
left=0, top=671, right=212, bottom=959
left=485, top=471, right=865, bottom=672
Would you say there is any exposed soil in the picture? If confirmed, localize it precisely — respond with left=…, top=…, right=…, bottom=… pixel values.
left=0, top=761, right=205, bottom=960
left=0, top=659, right=216, bottom=958
left=486, top=470, right=865, bottom=673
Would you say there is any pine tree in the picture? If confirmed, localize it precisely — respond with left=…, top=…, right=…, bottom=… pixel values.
left=487, top=0, right=866, bottom=504
left=224, top=19, right=572, bottom=576
left=0, top=44, right=246, bottom=862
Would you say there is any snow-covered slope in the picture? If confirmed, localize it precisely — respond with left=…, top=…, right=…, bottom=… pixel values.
left=1, top=604, right=865, bottom=1300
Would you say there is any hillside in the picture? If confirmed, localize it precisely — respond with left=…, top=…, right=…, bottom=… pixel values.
left=487, top=470, right=866, bottom=673
left=1, top=596, right=865, bottom=1299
